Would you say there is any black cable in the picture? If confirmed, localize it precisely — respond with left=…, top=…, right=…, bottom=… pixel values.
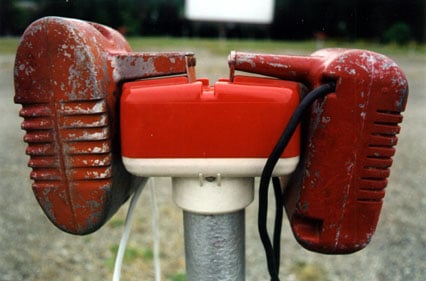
left=272, top=177, right=283, bottom=273
left=258, top=82, right=336, bottom=281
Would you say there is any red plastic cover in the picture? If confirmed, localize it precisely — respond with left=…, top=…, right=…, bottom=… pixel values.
left=121, top=76, right=300, bottom=160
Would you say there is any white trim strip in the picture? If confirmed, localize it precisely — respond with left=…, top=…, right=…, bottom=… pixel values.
left=122, top=157, right=299, bottom=177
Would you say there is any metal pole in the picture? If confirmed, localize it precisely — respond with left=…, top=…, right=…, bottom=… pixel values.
left=183, top=210, right=245, bottom=281
left=172, top=177, right=253, bottom=281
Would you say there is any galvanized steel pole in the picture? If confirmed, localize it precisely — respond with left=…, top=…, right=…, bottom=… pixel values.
left=172, top=177, right=253, bottom=281
left=183, top=210, right=245, bottom=281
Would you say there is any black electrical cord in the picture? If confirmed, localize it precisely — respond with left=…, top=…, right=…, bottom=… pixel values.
left=258, top=82, right=336, bottom=281
left=272, top=177, right=283, bottom=272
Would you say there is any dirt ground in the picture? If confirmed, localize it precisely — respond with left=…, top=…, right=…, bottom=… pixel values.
left=0, top=47, right=425, bottom=281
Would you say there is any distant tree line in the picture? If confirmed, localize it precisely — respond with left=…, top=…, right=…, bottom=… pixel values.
left=1, top=0, right=424, bottom=44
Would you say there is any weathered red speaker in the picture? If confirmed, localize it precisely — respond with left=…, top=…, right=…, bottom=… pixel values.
left=14, top=17, right=194, bottom=234
left=229, top=49, right=408, bottom=253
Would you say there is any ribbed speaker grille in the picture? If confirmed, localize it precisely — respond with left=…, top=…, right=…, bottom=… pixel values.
left=20, top=99, right=113, bottom=185
left=358, top=110, right=403, bottom=202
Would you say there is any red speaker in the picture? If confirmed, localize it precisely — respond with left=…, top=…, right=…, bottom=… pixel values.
left=229, top=49, right=408, bottom=253
left=14, top=17, right=193, bottom=234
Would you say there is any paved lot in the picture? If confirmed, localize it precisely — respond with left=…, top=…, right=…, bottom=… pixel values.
left=0, top=49, right=425, bottom=281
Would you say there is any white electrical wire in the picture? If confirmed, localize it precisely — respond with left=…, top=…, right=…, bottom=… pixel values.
left=113, top=178, right=148, bottom=281
left=150, top=178, right=161, bottom=281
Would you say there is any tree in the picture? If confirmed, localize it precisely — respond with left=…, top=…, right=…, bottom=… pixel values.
left=0, top=0, right=18, bottom=35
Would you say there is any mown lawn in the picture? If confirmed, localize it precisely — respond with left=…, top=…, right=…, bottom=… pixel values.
left=2, top=36, right=425, bottom=57
left=128, top=37, right=426, bottom=56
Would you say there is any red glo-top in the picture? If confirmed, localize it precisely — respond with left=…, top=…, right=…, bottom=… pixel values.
left=120, top=76, right=301, bottom=159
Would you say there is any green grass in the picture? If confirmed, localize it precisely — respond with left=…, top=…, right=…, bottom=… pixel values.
left=0, top=37, right=20, bottom=54
left=105, top=244, right=154, bottom=269
left=167, top=272, right=186, bottom=281
left=127, top=37, right=426, bottom=56
left=126, top=37, right=319, bottom=55
left=290, top=261, right=328, bottom=281
left=107, top=217, right=126, bottom=228
left=3, top=36, right=424, bottom=56
left=322, top=39, right=426, bottom=56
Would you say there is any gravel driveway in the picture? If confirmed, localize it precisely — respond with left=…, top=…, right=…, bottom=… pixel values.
left=0, top=48, right=425, bottom=281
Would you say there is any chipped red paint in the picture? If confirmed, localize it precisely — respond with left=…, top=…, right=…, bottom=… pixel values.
left=230, top=49, right=408, bottom=254
left=14, top=17, right=194, bottom=235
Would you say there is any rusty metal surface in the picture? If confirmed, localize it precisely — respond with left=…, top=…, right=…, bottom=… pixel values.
left=230, top=49, right=408, bottom=254
left=14, top=17, right=194, bottom=235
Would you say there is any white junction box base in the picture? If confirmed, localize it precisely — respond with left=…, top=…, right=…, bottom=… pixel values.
left=122, top=157, right=299, bottom=178
left=173, top=177, right=254, bottom=214
left=123, top=157, right=299, bottom=214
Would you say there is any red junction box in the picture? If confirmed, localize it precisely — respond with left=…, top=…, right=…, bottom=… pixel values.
left=120, top=75, right=301, bottom=177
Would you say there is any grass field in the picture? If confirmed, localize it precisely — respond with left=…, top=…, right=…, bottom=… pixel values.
left=2, top=36, right=425, bottom=56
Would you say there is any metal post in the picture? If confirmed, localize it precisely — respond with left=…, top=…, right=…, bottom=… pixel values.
left=172, top=177, right=254, bottom=281
left=183, top=210, right=245, bottom=281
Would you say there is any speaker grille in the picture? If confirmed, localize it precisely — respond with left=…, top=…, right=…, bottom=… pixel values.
left=358, top=110, right=403, bottom=202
